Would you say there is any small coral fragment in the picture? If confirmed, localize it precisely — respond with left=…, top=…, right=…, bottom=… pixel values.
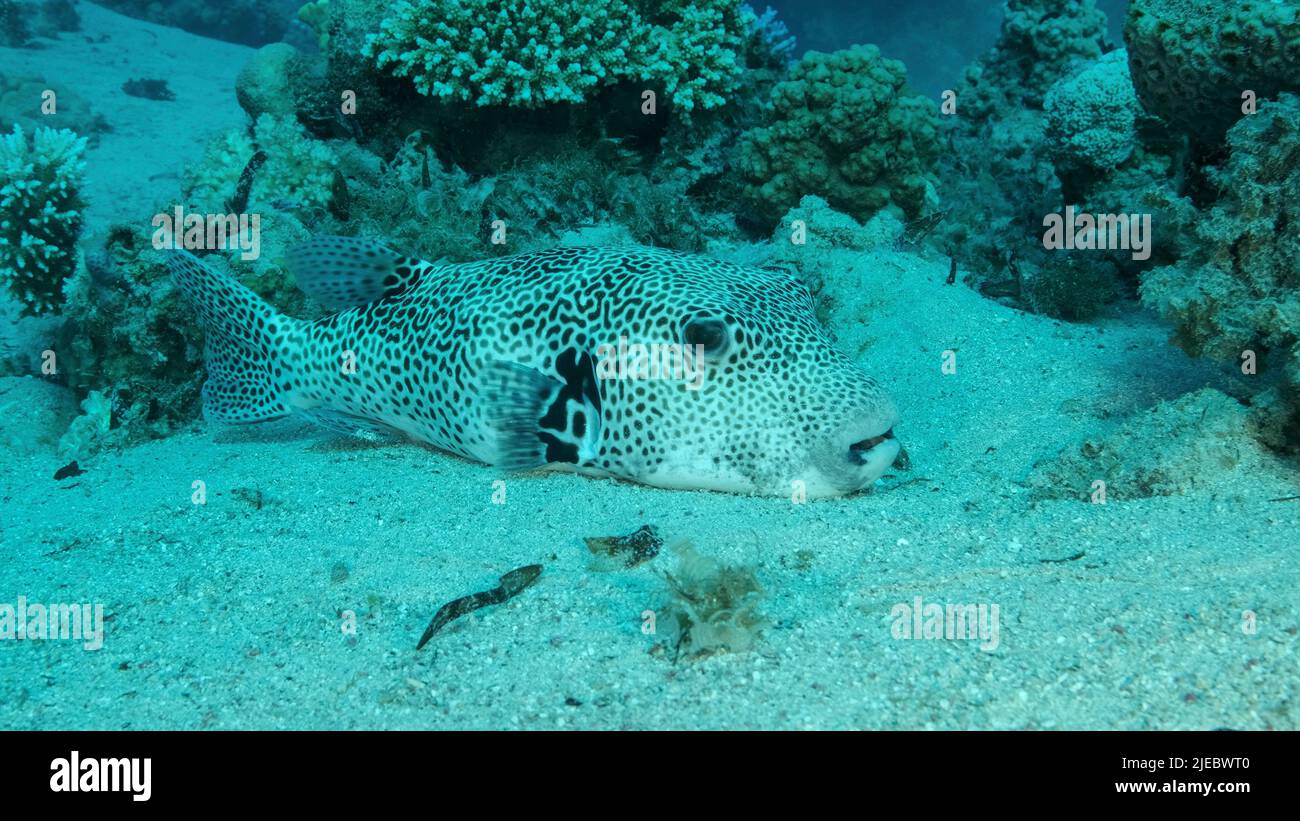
left=656, top=540, right=765, bottom=662
left=584, top=524, right=663, bottom=569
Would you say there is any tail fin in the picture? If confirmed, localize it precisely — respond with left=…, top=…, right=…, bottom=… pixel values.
left=167, top=250, right=294, bottom=423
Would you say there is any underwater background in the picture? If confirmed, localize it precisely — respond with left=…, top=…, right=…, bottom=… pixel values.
left=0, top=0, right=1297, bottom=729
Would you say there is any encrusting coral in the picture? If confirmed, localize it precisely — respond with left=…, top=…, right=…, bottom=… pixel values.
left=0, top=124, right=87, bottom=316
left=185, top=113, right=338, bottom=213
left=1140, top=94, right=1300, bottom=445
left=1124, top=0, right=1300, bottom=145
left=734, top=44, right=939, bottom=227
left=955, top=0, right=1107, bottom=120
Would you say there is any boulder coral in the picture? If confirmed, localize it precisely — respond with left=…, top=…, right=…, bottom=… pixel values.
left=1124, top=0, right=1300, bottom=144
left=734, top=44, right=939, bottom=226
left=363, top=0, right=755, bottom=116
left=1043, top=49, right=1138, bottom=183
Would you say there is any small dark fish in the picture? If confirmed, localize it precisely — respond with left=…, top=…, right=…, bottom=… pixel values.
left=224, top=150, right=267, bottom=214
left=122, top=78, right=175, bottom=101
left=416, top=564, right=543, bottom=649
left=328, top=170, right=350, bottom=220
left=53, top=460, right=85, bottom=481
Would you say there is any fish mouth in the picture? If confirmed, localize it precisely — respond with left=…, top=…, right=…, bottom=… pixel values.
left=848, top=428, right=896, bottom=465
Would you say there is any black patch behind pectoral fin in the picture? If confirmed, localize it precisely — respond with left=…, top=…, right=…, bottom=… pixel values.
left=483, top=350, right=602, bottom=470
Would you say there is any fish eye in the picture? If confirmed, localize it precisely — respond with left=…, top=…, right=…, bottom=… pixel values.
left=682, top=317, right=729, bottom=355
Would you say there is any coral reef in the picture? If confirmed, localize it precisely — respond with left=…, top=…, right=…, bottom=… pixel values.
left=0, top=0, right=29, bottom=47
left=0, top=124, right=87, bottom=316
left=933, top=1, right=1192, bottom=320
left=956, top=0, right=1107, bottom=120
left=363, top=0, right=754, bottom=116
left=55, top=226, right=206, bottom=442
left=1140, top=94, right=1300, bottom=444
left=1124, top=0, right=1300, bottom=144
left=1028, top=389, right=1278, bottom=501
left=938, top=0, right=1112, bottom=266
left=656, top=540, right=765, bottom=662
left=35, top=0, right=80, bottom=35
left=734, top=44, right=939, bottom=227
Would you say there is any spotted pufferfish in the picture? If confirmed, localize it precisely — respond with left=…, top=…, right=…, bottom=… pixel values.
left=168, top=238, right=902, bottom=498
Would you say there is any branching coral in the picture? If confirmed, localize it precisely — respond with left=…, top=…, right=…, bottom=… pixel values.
left=734, top=44, right=939, bottom=226
left=185, top=113, right=338, bottom=213
left=956, top=0, right=1107, bottom=119
left=0, top=124, right=87, bottom=316
left=1140, top=94, right=1300, bottom=443
left=363, top=0, right=754, bottom=116
left=1124, top=0, right=1300, bottom=144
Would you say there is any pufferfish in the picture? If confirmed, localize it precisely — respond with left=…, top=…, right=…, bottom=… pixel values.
left=168, top=238, right=901, bottom=498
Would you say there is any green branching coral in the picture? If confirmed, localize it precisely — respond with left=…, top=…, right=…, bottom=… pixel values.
left=363, top=0, right=753, bottom=115
left=734, top=44, right=939, bottom=227
left=1125, top=0, right=1300, bottom=144
left=0, top=124, right=87, bottom=316
left=1140, top=95, right=1300, bottom=444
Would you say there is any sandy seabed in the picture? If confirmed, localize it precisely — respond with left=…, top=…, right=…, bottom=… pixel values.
left=1, top=4, right=1297, bottom=730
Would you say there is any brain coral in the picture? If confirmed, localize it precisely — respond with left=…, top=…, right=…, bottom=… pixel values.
left=734, top=44, right=939, bottom=226
left=1043, top=49, right=1138, bottom=178
left=1124, top=0, right=1300, bottom=143
left=1140, top=94, right=1300, bottom=441
left=0, top=124, right=87, bottom=316
left=364, top=0, right=753, bottom=115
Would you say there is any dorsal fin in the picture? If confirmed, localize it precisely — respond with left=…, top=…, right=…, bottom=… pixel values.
left=286, top=235, right=431, bottom=311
